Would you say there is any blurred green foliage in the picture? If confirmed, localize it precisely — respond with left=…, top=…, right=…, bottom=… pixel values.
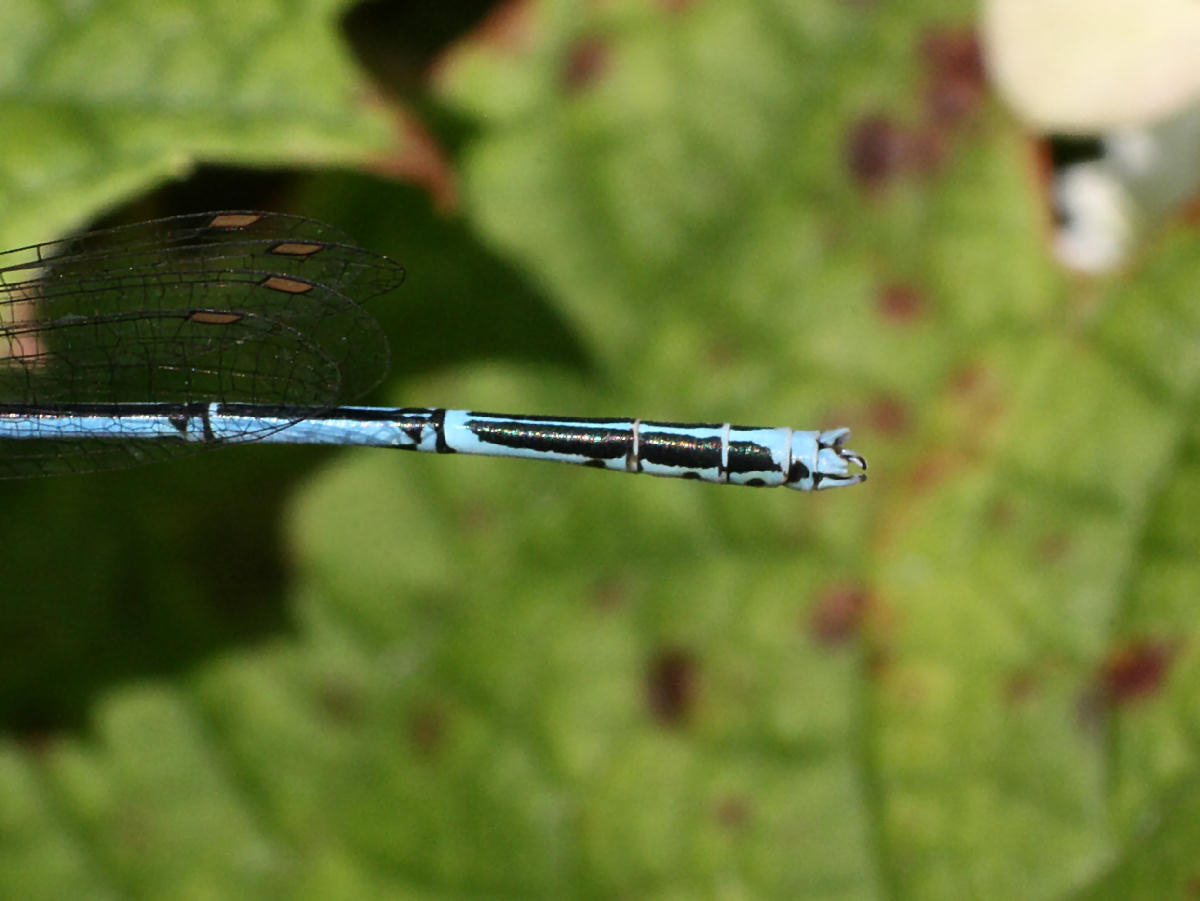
left=0, top=0, right=1198, bottom=898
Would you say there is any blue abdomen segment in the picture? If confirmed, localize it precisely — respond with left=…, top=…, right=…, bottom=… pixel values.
left=437, top=412, right=865, bottom=490
left=0, top=403, right=866, bottom=490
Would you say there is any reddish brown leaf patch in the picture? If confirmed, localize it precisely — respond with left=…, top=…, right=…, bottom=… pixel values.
left=319, top=679, right=364, bottom=725
left=845, top=115, right=911, bottom=190
left=877, top=282, right=927, bottom=323
left=714, top=795, right=751, bottom=829
left=920, top=28, right=986, bottom=128
left=866, top=395, right=911, bottom=437
left=809, top=584, right=872, bottom=645
left=1098, top=639, right=1176, bottom=706
left=646, top=647, right=698, bottom=726
left=409, top=703, right=448, bottom=757
left=564, top=37, right=611, bottom=91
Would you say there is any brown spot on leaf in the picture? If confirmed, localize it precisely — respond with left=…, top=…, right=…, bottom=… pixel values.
left=987, top=499, right=1015, bottom=531
left=1004, top=670, right=1039, bottom=706
left=846, top=115, right=911, bottom=190
left=410, top=703, right=447, bottom=756
left=564, top=37, right=611, bottom=91
left=906, top=449, right=957, bottom=492
left=319, top=679, right=364, bottom=725
left=1098, top=639, right=1176, bottom=706
left=809, top=584, right=871, bottom=645
left=920, top=28, right=986, bottom=128
left=714, top=795, right=750, bottom=828
left=908, top=129, right=953, bottom=177
left=866, top=646, right=892, bottom=680
left=646, top=647, right=697, bottom=726
left=866, top=395, right=910, bottom=437
left=1180, top=193, right=1200, bottom=227
left=948, top=363, right=992, bottom=399
left=877, top=282, right=926, bottom=323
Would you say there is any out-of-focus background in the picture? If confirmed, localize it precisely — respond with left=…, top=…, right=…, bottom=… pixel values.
left=1, top=0, right=1198, bottom=897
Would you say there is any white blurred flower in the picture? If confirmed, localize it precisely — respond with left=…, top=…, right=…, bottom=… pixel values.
left=984, top=0, right=1200, bottom=271
left=983, top=0, right=1200, bottom=132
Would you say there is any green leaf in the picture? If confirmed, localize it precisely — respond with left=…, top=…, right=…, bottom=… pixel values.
left=3, top=0, right=1200, bottom=898
left=0, top=0, right=394, bottom=247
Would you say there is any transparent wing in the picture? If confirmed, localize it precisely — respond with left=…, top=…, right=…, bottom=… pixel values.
left=0, top=212, right=397, bottom=477
left=0, top=210, right=404, bottom=304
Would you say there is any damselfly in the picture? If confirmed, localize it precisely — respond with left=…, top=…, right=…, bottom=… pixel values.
left=0, top=212, right=866, bottom=489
